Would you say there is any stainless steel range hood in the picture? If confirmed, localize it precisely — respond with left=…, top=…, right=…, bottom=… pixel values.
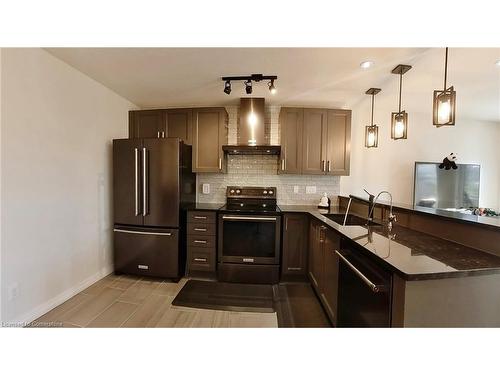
left=222, top=97, right=281, bottom=155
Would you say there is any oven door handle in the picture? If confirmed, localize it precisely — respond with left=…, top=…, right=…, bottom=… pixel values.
left=222, top=215, right=277, bottom=222
left=335, top=250, right=384, bottom=293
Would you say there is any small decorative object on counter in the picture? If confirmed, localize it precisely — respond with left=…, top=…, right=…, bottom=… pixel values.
left=318, top=193, right=331, bottom=209
left=470, top=207, right=500, bottom=217
left=438, top=153, right=458, bottom=170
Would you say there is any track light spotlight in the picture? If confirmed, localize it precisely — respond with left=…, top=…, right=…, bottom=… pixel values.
left=268, top=79, right=277, bottom=94
left=223, top=80, right=231, bottom=95
left=245, top=80, right=252, bottom=94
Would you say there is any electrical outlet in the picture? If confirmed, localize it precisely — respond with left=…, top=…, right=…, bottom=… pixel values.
left=202, top=183, right=210, bottom=194
left=8, top=283, right=19, bottom=301
left=306, top=186, right=317, bottom=194
left=293, top=186, right=299, bottom=194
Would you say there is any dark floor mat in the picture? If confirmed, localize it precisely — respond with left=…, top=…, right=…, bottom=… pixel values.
left=172, top=280, right=276, bottom=313
left=275, top=283, right=332, bottom=328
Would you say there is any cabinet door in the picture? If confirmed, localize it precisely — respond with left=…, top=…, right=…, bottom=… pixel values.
left=326, top=109, right=351, bottom=176
left=279, top=108, right=303, bottom=174
left=321, top=229, right=340, bottom=325
left=308, top=221, right=324, bottom=290
left=192, top=108, right=227, bottom=173
left=166, top=109, right=193, bottom=145
left=142, top=138, right=180, bottom=228
left=113, top=139, right=144, bottom=226
left=129, top=110, right=166, bottom=139
left=302, top=109, right=328, bottom=175
left=282, top=213, right=308, bottom=277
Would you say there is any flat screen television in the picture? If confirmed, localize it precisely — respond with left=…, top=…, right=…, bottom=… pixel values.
left=413, top=162, right=480, bottom=209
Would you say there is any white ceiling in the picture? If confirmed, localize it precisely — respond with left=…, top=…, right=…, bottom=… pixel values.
left=46, top=48, right=500, bottom=121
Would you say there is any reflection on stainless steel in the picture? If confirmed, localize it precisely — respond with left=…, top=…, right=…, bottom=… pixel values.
left=414, top=162, right=480, bottom=209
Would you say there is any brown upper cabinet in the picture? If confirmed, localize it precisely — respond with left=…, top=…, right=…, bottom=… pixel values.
left=129, top=109, right=167, bottom=139
left=279, top=108, right=304, bottom=174
left=192, top=107, right=228, bottom=173
left=279, top=107, right=351, bottom=176
left=129, top=109, right=193, bottom=145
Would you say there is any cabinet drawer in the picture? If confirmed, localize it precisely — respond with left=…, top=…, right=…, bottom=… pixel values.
left=187, top=235, right=216, bottom=248
left=187, top=211, right=216, bottom=224
left=187, top=247, right=216, bottom=272
left=187, top=222, right=216, bottom=235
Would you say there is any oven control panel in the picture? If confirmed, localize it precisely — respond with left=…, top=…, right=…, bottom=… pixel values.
left=226, top=186, right=276, bottom=199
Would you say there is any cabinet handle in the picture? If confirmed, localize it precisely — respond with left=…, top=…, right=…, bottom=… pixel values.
left=287, top=267, right=301, bottom=271
left=194, top=257, right=207, bottom=262
left=219, top=158, right=222, bottom=170
left=194, top=228, right=207, bottom=232
left=285, top=217, right=288, bottom=231
left=157, top=131, right=160, bottom=138
left=194, top=216, right=207, bottom=219
left=327, top=160, right=331, bottom=172
left=281, top=159, right=285, bottom=171
left=322, top=160, right=326, bottom=172
left=137, top=264, right=149, bottom=270
left=193, top=240, right=207, bottom=244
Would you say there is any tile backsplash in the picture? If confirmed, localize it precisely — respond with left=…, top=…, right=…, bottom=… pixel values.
left=196, top=105, right=340, bottom=206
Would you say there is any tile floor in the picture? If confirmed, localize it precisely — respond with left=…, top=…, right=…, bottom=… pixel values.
left=32, top=274, right=278, bottom=328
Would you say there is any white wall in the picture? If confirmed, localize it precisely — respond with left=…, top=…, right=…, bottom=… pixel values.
left=1, top=48, right=137, bottom=323
left=341, top=58, right=500, bottom=210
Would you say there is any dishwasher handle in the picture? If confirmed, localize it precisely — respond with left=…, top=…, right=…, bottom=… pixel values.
left=335, top=250, right=385, bottom=293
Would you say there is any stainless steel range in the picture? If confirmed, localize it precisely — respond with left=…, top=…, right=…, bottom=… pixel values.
left=218, top=186, right=281, bottom=284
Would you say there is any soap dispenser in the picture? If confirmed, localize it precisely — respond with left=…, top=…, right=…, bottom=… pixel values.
left=318, top=192, right=331, bottom=209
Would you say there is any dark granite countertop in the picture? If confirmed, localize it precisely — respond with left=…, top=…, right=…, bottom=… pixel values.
left=184, top=202, right=224, bottom=211
left=279, top=205, right=500, bottom=281
left=339, top=195, right=500, bottom=230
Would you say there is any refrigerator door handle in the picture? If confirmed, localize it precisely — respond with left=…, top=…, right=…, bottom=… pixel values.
left=114, top=229, right=172, bottom=236
left=142, top=147, right=148, bottom=216
left=134, top=148, right=141, bottom=216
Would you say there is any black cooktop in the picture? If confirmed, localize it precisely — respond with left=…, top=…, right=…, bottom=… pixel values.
left=220, top=186, right=281, bottom=214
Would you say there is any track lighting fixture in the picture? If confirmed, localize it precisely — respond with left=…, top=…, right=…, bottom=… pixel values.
left=268, top=79, right=277, bottom=94
left=223, top=80, right=231, bottom=95
left=221, top=74, right=278, bottom=95
left=391, top=64, right=411, bottom=140
left=433, top=47, right=456, bottom=126
left=365, top=88, right=381, bottom=148
left=245, top=80, right=252, bottom=94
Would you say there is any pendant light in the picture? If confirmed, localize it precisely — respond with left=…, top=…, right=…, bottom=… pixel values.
left=433, top=47, right=456, bottom=126
left=365, top=88, right=381, bottom=148
left=391, top=64, right=412, bottom=140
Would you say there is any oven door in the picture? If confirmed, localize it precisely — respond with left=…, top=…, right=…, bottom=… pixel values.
left=218, top=214, right=281, bottom=265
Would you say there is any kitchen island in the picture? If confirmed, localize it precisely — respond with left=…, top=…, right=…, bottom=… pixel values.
left=279, top=204, right=500, bottom=327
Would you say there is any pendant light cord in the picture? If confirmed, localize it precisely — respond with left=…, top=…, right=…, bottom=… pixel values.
left=371, top=93, right=374, bottom=126
left=443, top=47, right=448, bottom=90
left=398, top=72, right=403, bottom=113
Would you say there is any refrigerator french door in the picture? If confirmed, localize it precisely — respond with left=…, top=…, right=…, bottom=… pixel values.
left=113, top=138, right=185, bottom=279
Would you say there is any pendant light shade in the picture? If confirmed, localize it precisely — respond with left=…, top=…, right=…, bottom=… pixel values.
left=391, top=64, right=411, bottom=140
left=433, top=48, right=456, bottom=126
left=365, top=88, right=381, bottom=148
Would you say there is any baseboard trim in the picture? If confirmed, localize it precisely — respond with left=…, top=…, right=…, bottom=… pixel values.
left=4, top=266, right=113, bottom=326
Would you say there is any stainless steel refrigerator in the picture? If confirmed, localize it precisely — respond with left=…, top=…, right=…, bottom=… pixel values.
left=112, top=138, right=195, bottom=279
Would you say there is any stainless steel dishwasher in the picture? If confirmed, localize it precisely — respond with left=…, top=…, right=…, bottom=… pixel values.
left=336, top=246, right=393, bottom=327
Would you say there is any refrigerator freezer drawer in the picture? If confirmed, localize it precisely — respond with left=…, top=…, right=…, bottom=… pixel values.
left=113, top=227, right=180, bottom=278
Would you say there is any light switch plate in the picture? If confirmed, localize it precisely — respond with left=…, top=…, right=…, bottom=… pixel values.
left=306, top=186, right=317, bottom=194
left=202, top=183, right=210, bottom=194
left=293, top=185, right=299, bottom=194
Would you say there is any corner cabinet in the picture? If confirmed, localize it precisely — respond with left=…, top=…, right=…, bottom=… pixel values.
left=192, top=107, right=228, bottom=173
left=308, top=219, right=341, bottom=325
left=279, top=107, right=351, bottom=176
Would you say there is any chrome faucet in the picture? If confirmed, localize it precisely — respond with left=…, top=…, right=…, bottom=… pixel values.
left=367, top=191, right=397, bottom=230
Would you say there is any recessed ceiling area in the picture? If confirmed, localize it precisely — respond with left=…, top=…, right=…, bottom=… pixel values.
left=46, top=47, right=500, bottom=121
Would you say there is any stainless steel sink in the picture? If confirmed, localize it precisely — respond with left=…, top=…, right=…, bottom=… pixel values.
left=322, top=213, right=381, bottom=227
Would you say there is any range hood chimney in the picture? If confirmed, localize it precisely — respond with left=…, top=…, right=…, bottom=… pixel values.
left=222, top=97, right=281, bottom=155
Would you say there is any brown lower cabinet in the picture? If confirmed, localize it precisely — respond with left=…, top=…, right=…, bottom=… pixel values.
left=186, top=210, right=217, bottom=278
left=309, top=219, right=340, bottom=325
left=281, top=213, right=309, bottom=280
